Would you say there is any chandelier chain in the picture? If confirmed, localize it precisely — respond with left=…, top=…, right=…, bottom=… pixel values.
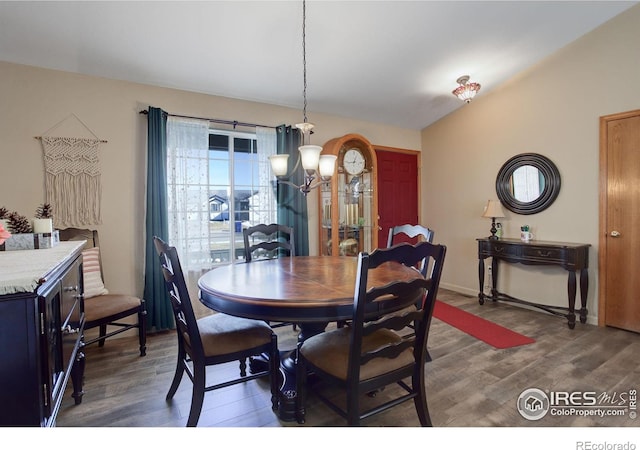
left=302, top=0, right=308, bottom=123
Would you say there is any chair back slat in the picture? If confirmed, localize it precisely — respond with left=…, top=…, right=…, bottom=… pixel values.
left=153, top=236, right=204, bottom=359
left=58, top=227, right=103, bottom=277
left=58, top=227, right=99, bottom=247
left=387, top=224, right=434, bottom=247
left=360, top=278, right=430, bottom=322
left=243, top=223, right=295, bottom=262
left=386, top=224, right=435, bottom=276
left=363, top=308, right=423, bottom=335
left=360, top=339, right=415, bottom=367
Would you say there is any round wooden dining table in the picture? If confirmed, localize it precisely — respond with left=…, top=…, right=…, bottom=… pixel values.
left=197, top=255, right=422, bottom=422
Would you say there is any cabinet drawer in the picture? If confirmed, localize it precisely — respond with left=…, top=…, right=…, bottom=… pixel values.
left=59, top=255, right=83, bottom=382
left=479, top=242, right=519, bottom=258
left=522, top=246, right=565, bottom=263
left=60, top=256, right=82, bottom=329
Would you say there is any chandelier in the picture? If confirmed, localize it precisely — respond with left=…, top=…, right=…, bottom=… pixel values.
left=452, top=75, right=481, bottom=103
left=268, top=0, right=337, bottom=195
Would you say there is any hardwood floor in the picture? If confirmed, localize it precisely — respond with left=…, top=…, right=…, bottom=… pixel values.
left=56, top=289, right=640, bottom=428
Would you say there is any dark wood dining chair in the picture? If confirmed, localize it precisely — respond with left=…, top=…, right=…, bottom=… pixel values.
left=295, top=241, right=447, bottom=426
left=243, top=223, right=295, bottom=262
left=243, top=223, right=297, bottom=330
left=153, top=236, right=280, bottom=427
left=58, top=228, right=147, bottom=356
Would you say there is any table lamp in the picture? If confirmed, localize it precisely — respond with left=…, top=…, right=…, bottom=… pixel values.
left=482, top=200, right=506, bottom=239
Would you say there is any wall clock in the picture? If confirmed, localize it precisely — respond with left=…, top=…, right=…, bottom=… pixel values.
left=318, top=134, right=378, bottom=257
left=343, top=148, right=366, bottom=176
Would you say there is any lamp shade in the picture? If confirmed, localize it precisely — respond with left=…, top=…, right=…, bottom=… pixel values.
left=268, top=154, right=290, bottom=177
left=318, top=154, right=337, bottom=177
left=299, top=145, right=323, bottom=171
left=482, top=200, right=505, bottom=218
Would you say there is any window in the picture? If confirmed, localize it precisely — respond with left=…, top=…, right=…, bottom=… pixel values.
left=167, top=117, right=277, bottom=273
left=208, top=129, right=277, bottom=264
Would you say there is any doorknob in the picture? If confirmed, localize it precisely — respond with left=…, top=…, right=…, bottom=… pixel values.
left=610, top=230, right=621, bottom=237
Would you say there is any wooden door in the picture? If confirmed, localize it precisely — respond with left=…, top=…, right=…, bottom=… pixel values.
left=599, top=110, right=640, bottom=333
left=375, top=149, right=419, bottom=247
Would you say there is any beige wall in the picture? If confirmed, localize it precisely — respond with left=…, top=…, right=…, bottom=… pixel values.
left=0, top=60, right=420, bottom=299
left=421, top=4, right=640, bottom=323
left=3, top=4, right=639, bottom=326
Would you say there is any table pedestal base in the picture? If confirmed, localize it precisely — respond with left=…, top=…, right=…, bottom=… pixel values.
left=250, top=322, right=327, bottom=423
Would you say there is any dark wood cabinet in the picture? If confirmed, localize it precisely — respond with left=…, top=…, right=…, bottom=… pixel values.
left=0, top=242, right=85, bottom=426
left=477, top=238, right=590, bottom=329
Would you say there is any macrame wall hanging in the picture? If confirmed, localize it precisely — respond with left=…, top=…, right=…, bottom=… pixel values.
left=36, top=114, right=107, bottom=227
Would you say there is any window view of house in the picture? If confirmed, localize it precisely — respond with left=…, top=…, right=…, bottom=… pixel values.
left=208, top=130, right=277, bottom=264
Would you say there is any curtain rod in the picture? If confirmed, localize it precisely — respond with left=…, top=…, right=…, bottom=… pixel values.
left=139, top=109, right=276, bottom=130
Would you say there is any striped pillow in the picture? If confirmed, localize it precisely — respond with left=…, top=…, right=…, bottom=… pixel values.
left=82, top=247, right=109, bottom=298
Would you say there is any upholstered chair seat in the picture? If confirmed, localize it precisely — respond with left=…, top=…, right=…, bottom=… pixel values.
left=194, top=314, right=275, bottom=357
left=299, top=327, right=413, bottom=381
left=83, top=294, right=142, bottom=323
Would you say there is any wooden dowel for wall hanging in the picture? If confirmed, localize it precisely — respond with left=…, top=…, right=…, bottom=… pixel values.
left=34, top=136, right=108, bottom=143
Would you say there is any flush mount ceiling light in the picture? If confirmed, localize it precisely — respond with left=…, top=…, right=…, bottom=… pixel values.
left=452, top=75, right=481, bottom=103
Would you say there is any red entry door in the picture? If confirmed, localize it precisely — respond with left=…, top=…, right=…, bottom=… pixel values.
left=376, top=149, right=419, bottom=247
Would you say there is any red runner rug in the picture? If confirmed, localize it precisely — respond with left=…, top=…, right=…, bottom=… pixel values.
left=433, top=301, right=535, bottom=349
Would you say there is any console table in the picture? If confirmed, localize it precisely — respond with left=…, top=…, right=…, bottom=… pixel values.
left=477, top=238, right=590, bottom=329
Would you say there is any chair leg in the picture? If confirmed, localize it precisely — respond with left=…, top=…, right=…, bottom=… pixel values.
left=186, top=363, right=206, bottom=427
left=98, top=324, right=107, bottom=347
left=166, top=351, right=186, bottom=401
left=413, top=368, right=432, bottom=426
left=138, top=308, right=147, bottom=356
left=346, top=384, right=360, bottom=426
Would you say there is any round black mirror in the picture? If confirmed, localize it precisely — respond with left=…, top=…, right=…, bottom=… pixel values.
left=496, top=153, right=561, bottom=215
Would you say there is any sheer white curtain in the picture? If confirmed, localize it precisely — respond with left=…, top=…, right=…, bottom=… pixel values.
left=255, top=126, right=278, bottom=224
left=166, top=117, right=211, bottom=272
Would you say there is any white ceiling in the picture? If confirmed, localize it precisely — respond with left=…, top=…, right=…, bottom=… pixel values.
left=0, top=1, right=636, bottom=130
